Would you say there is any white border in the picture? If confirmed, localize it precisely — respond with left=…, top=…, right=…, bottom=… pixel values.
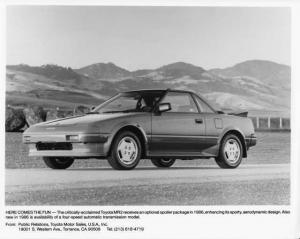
left=1, top=1, right=299, bottom=238
left=291, top=2, right=300, bottom=238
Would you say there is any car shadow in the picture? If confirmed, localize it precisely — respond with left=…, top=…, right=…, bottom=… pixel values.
left=68, top=166, right=219, bottom=171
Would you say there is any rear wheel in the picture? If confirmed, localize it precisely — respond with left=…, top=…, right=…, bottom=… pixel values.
left=108, top=131, right=141, bottom=170
left=43, top=157, right=74, bottom=169
left=215, top=134, right=243, bottom=168
left=151, top=158, right=176, bottom=168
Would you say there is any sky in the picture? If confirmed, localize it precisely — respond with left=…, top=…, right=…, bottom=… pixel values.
left=6, top=6, right=290, bottom=71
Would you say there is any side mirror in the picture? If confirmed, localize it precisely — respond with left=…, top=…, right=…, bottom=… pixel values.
left=157, top=103, right=171, bottom=113
left=90, top=106, right=96, bottom=111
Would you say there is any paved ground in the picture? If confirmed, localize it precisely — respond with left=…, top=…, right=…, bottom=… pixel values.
left=6, top=163, right=290, bottom=205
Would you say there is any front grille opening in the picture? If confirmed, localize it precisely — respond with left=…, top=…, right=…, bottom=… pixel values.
left=36, top=142, right=72, bottom=151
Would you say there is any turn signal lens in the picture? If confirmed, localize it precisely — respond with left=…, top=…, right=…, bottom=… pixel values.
left=23, top=136, right=30, bottom=142
left=66, top=135, right=79, bottom=141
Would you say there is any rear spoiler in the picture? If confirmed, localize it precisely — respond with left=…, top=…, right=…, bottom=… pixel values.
left=228, top=111, right=248, bottom=117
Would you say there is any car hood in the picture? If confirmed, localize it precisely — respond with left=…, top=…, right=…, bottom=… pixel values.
left=24, top=112, right=149, bottom=135
left=38, top=113, right=143, bottom=127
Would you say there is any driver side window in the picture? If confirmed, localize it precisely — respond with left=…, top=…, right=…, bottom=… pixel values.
left=161, top=92, right=198, bottom=113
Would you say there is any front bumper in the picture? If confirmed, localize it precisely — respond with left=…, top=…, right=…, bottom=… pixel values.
left=23, top=133, right=110, bottom=157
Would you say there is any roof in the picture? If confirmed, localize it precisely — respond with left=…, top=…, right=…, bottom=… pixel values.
left=122, top=88, right=196, bottom=94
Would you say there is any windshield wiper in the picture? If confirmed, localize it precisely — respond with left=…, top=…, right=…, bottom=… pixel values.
left=102, top=110, right=136, bottom=114
left=86, top=111, right=99, bottom=114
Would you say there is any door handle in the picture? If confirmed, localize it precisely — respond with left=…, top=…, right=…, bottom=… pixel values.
left=195, top=118, right=203, bottom=124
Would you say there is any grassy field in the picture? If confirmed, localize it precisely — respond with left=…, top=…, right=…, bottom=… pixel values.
left=5, top=132, right=290, bottom=169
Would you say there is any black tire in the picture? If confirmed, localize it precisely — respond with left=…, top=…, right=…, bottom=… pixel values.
left=215, top=134, right=243, bottom=169
left=43, top=157, right=74, bottom=169
left=150, top=158, right=176, bottom=168
left=108, top=131, right=142, bottom=170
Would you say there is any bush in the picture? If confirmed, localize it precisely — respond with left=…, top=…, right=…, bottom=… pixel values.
left=5, top=107, right=27, bottom=132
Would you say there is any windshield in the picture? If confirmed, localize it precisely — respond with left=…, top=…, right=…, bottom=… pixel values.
left=92, top=91, right=164, bottom=114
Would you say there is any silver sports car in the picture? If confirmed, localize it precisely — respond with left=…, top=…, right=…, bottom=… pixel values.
left=23, top=89, right=257, bottom=170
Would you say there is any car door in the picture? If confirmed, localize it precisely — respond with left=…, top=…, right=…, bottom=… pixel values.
left=150, top=91, right=206, bottom=156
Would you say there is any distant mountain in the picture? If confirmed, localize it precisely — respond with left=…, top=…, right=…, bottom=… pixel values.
left=210, top=60, right=290, bottom=89
left=75, top=62, right=131, bottom=79
left=7, top=64, right=83, bottom=81
left=6, top=60, right=291, bottom=115
left=157, top=62, right=206, bottom=79
left=76, top=61, right=206, bottom=80
left=131, top=69, right=153, bottom=77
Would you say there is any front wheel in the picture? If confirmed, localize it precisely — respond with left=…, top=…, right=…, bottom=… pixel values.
left=108, top=131, right=141, bottom=170
left=43, top=157, right=74, bottom=169
left=215, top=134, right=243, bottom=169
left=150, top=158, right=176, bottom=168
